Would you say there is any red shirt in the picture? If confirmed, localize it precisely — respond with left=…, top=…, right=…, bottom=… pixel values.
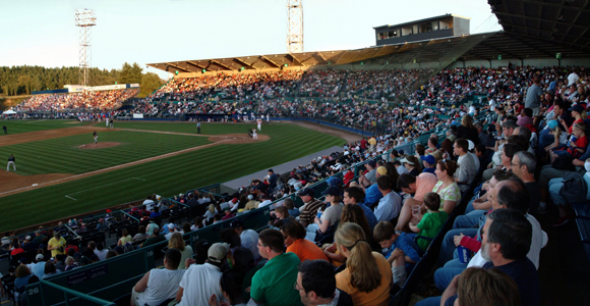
left=568, top=135, right=589, bottom=159
left=65, top=245, right=79, bottom=254
left=11, top=248, right=24, bottom=256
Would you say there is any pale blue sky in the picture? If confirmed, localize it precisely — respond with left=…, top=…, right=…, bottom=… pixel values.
left=0, top=0, right=501, bottom=79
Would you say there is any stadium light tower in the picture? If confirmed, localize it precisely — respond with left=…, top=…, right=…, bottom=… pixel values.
left=287, top=0, right=303, bottom=53
left=75, top=9, right=96, bottom=86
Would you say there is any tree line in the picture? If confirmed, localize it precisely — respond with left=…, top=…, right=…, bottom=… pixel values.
left=0, top=62, right=165, bottom=98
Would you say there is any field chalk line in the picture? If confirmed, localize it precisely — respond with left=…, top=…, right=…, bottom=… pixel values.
left=0, top=139, right=232, bottom=197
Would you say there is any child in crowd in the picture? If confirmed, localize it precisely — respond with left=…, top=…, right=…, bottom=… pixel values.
left=410, top=192, right=448, bottom=251
left=374, top=221, right=421, bottom=287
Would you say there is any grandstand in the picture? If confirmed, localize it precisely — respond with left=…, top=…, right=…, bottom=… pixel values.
left=2, top=1, right=590, bottom=305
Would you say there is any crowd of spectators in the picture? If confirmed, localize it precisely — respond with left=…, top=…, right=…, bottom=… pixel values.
left=12, top=89, right=137, bottom=112
left=3, top=65, right=590, bottom=306
left=153, top=70, right=302, bottom=102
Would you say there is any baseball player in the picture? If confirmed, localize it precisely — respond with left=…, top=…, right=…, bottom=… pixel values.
left=109, top=119, right=114, bottom=130
left=7, top=154, right=15, bottom=172
left=93, top=131, right=98, bottom=144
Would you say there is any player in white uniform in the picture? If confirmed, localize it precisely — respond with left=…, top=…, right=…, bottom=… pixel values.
left=252, top=129, right=258, bottom=140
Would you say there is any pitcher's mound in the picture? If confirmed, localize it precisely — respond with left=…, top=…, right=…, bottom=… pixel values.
left=78, top=142, right=121, bottom=149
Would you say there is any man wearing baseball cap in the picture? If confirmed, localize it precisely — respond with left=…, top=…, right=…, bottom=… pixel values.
left=31, top=253, right=46, bottom=278
left=174, top=242, right=229, bottom=306
left=421, top=155, right=436, bottom=174
left=298, top=189, right=324, bottom=228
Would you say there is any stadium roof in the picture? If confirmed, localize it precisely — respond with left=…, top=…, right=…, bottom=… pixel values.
left=147, top=30, right=588, bottom=74
left=488, top=0, right=590, bottom=53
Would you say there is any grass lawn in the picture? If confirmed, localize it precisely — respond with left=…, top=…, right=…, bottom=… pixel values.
left=0, top=120, right=86, bottom=135
left=0, top=123, right=344, bottom=231
left=0, top=131, right=210, bottom=175
left=101, top=121, right=260, bottom=135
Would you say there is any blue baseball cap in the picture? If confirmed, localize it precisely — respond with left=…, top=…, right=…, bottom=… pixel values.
left=322, top=186, right=341, bottom=197
left=420, top=155, right=436, bottom=166
left=327, top=177, right=343, bottom=188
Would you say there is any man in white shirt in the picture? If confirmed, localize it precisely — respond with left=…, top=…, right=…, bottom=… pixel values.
left=567, top=71, right=579, bottom=86
left=231, top=220, right=260, bottom=260
left=174, top=243, right=229, bottom=306
left=93, top=242, right=109, bottom=261
left=374, top=176, right=402, bottom=223
left=143, top=195, right=156, bottom=211
left=258, top=195, right=273, bottom=208
left=132, top=248, right=185, bottom=306
left=454, top=139, right=478, bottom=192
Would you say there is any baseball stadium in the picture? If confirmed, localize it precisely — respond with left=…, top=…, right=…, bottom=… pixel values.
left=1, top=0, right=590, bottom=305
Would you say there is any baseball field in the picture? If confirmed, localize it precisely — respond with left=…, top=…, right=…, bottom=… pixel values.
left=0, top=120, right=347, bottom=232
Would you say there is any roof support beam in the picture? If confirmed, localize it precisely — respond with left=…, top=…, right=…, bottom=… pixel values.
left=509, top=0, right=590, bottom=14
left=562, top=0, right=588, bottom=43
left=210, top=60, right=232, bottom=71
left=494, top=11, right=589, bottom=31
left=260, top=56, right=281, bottom=68
left=187, top=61, right=206, bottom=70
left=233, top=58, right=255, bottom=69
left=165, top=63, right=188, bottom=73
left=287, top=53, right=305, bottom=66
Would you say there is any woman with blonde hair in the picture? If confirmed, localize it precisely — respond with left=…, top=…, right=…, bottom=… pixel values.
left=334, top=222, right=392, bottom=306
left=203, top=204, right=217, bottom=222
left=117, top=228, right=132, bottom=246
left=168, top=232, right=193, bottom=269
left=323, top=204, right=373, bottom=266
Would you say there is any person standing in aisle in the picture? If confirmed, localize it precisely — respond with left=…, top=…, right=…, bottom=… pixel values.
left=7, top=154, right=16, bottom=172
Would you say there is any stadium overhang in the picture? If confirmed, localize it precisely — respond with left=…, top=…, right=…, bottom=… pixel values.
left=488, top=0, right=590, bottom=53
left=147, top=30, right=588, bottom=74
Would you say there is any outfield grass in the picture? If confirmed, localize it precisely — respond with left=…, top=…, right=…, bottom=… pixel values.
left=101, top=121, right=259, bottom=135
left=0, top=131, right=210, bottom=175
left=0, top=120, right=86, bottom=135
left=0, top=123, right=344, bottom=231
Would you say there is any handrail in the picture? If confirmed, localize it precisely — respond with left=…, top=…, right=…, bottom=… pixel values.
left=64, top=224, right=80, bottom=239
left=37, top=279, right=116, bottom=305
left=121, top=211, right=139, bottom=222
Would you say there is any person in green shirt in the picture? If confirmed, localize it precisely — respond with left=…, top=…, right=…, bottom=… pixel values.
left=410, top=192, right=448, bottom=251
left=250, top=229, right=303, bottom=306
